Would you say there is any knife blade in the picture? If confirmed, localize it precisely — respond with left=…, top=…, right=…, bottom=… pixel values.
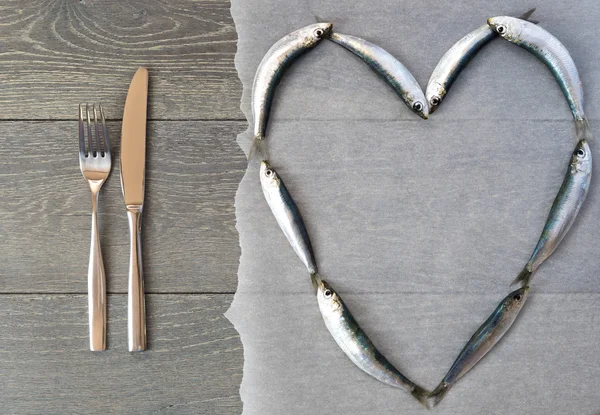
left=120, top=67, right=148, bottom=352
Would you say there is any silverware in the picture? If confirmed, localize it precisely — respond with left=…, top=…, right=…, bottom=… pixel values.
left=78, top=103, right=111, bottom=351
left=120, top=68, right=149, bottom=352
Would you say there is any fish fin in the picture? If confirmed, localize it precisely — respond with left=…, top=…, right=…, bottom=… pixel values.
left=411, top=384, right=432, bottom=409
left=248, top=134, right=268, bottom=163
left=511, top=267, right=533, bottom=288
left=426, top=382, right=449, bottom=408
left=575, top=118, right=594, bottom=141
left=517, top=8, right=537, bottom=21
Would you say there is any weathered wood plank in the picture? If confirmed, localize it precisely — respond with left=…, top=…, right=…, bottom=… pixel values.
left=0, top=121, right=246, bottom=293
left=0, top=0, right=243, bottom=120
left=0, top=294, right=242, bottom=414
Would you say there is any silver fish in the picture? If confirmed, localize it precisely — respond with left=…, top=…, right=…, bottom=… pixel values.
left=426, top=8, right=536, bottom=113
left=313, top=275, right=430, bottom=408
left=488, top=16, right=592, bottom=140
left=428, top=286, right=530, bottom=407
left=250, top=23, right=333, bottom=160
left=260, top=161, right=317, bottom=274
left=328, top=32, right=429, bottom=119
left=512, top=139, right=592, bottom=287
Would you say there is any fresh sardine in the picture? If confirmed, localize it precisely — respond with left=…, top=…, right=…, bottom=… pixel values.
left=250, top=23, right=333, bottom=160
left=260, top=161, right=317, bottom=275
left=426, top=8, right=536, bottom=113
left=488, top=16, right=592, bottom=140
left=512, top=139, right=592, bottom=287
left=328, top=32, right=429, bottom=119
left=313, top=275, right=430, bottom=408
left=428, top=286, right=530, bottom=407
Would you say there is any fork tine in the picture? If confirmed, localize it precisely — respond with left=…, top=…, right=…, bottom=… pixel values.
left=86, top=104, right=94, bottom=156
left=79, top=104, right=86, bottom=156
left=99, top=104, right=110, bottom=155
left=93, top=105, right=102, bottom=156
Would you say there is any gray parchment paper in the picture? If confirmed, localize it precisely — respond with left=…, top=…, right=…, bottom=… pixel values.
left=226, top=1, right=600, bottom=414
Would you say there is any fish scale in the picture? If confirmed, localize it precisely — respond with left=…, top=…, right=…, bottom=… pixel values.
left=314, top=277, right=430, bottom=408
left=428, top=286, right=530, bottom=407
left=427, top=25, right=497, bottom=113
left=513, top=139, right=591, bottom=287
left=488, top=15, right=590, bottom=139
left=250, top=23, right=332, bottom=160
left=259, top=161, right=318, bottom=275
left=426, top=8, right=536, bottom=113
left=328, top=32, right=429, bottom=119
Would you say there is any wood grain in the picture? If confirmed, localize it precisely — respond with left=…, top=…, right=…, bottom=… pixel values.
left=0, top=294, right=242, bottom=414
left=0, top=121, right=246, bottom=293
left=0, top=1, right=246, bottom=413
left=0, top=0, right=243, bottom=120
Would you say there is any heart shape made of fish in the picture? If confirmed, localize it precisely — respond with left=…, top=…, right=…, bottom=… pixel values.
left=239, top=15, right=593, bottom=411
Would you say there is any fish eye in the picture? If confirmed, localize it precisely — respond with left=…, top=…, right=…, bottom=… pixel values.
left=577, top=148, right=586, bottom=157
left=496, top=25, right=506, bottom=34
left=430, top=96, right=440, bottom=106
left=514, top=294, right=522, bottom=301
left=265, top=169, right=273, bottom=178
left=413, top=102, right=423, bottom=112
left=314, top=28, right=324, bottom=38
left=323, top=289, right=332, bottom=298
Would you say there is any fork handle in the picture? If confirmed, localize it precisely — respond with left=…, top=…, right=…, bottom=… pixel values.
left=127, top=207, right=146, bottom=352
left=88, top=191, right=106, bottom=351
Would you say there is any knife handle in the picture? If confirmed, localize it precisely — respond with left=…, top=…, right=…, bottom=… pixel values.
left=88, top=191, right=106, bottom=351
left=127, top=207, right=146, bottom=352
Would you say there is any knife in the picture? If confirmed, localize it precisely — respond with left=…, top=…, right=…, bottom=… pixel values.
left=120, top=68, right=148, bottom=352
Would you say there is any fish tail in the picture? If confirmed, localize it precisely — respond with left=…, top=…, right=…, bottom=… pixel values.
left=518, top=8, right=537, bottom=23
left=310, top=272, right=322, bottom=292
left=575, top=117, right=593, bottom=142
left=511, top=266, right=533, bottom=288
left=426, top=382, right=449, bottom=408
left=411, top=384, right=432, bottom=409
left=248, top=134, right=268, bottom=163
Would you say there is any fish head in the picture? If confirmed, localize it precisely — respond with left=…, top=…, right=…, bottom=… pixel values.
left=407, top=92, right=429, bottom=119
left=505, top=286, right=530, bottom=312
left=302, top=23, right=333, bottom=47
left=316, top=278, right=343, bottom=314
left=426, top=82, right=446, bottom=114
left=571, top=139, right=592, bottom=174
left=411, top=99, right=429, bottom=119
left=488, top=16, right=525, bottom=41
left=259, top=160, right=280, bottom=189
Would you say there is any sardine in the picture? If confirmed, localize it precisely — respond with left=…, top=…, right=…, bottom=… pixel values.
left=512, top=139, right=592, bottom=287
left=488, top=16, right=592, bottom=140
left=428, top=286, right=530, bottom=407
left=313, top=275, right=430, bottom=408
left=426, top=8, right=536, bottom=114
left=250, top=23, right=333, bottom=160
left=260, top=161, right=317, bottom=275
left=328, top=32, right=429, bottom=119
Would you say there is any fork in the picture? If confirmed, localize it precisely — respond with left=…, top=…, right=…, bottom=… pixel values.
left=79, top=104, right=111, bottom=351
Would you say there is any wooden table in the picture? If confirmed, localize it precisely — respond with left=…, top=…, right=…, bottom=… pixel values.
left=0, top=1, right=245, bottom=413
